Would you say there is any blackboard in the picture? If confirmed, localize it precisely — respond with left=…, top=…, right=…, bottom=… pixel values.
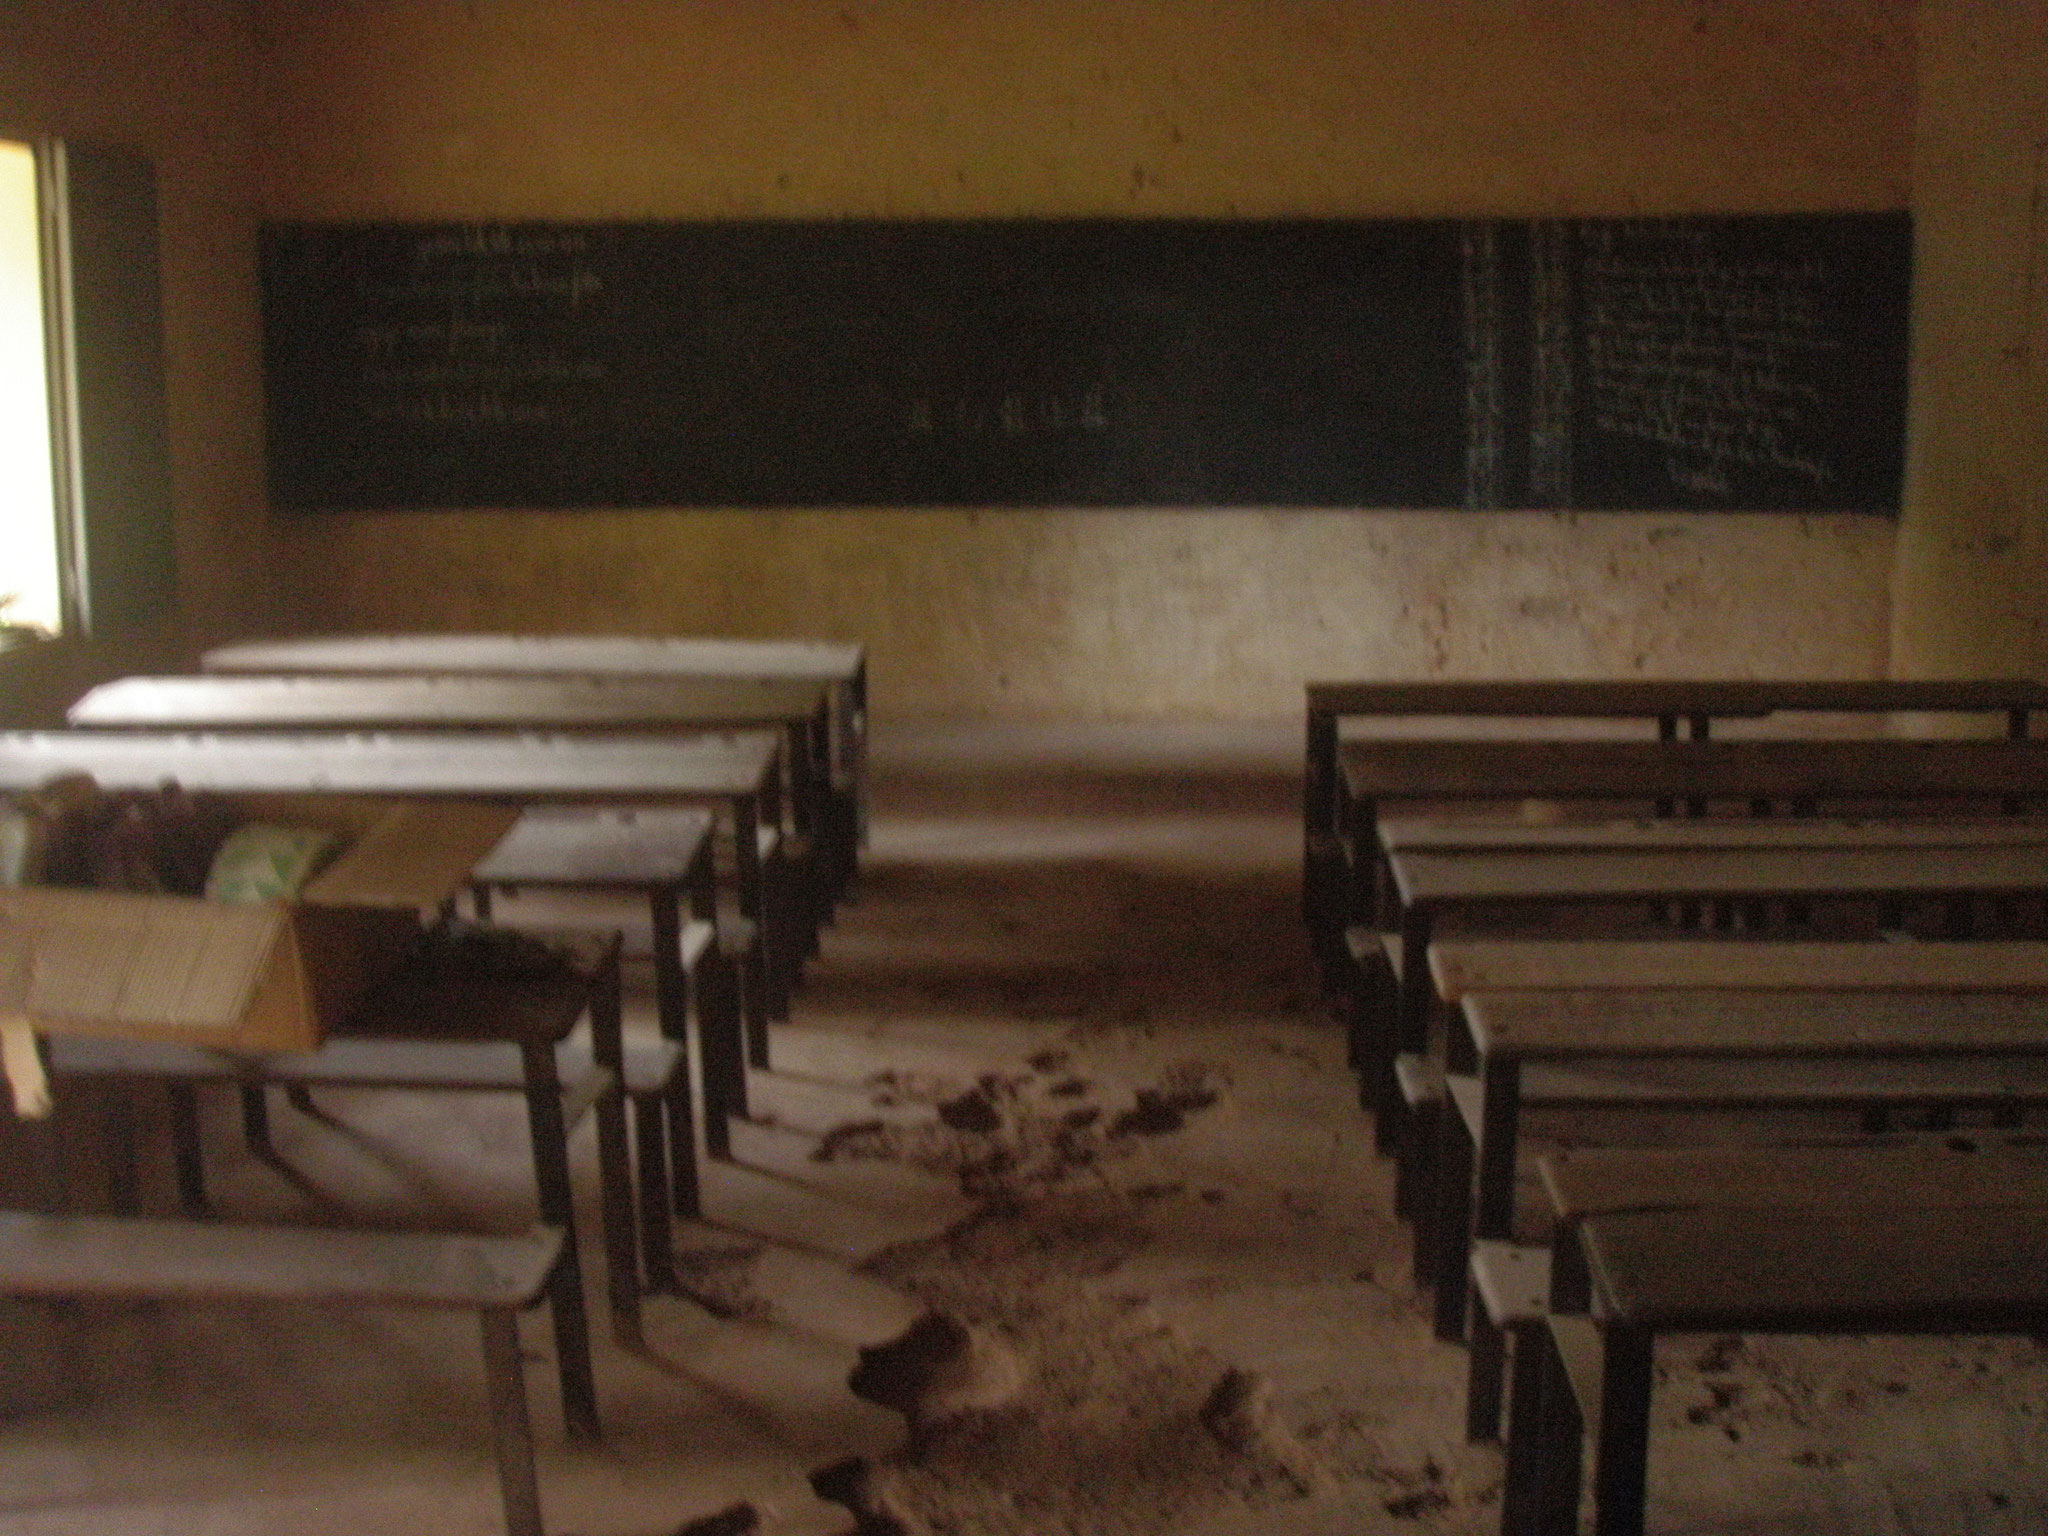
left=260, top=213, right=1909, bottom=513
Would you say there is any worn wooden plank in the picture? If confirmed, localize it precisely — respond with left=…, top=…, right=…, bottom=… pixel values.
left=1541, top=1140, right=2048, bottom=1221
left=69, top=672, right=827, bottom=731
left=1463, top=987, right=2048, bottom=1059
left=1578, top=1203, right=2048, bottom=1331
left=1341, top=738, right=2048, bottom=803
left=0, top=1212, right=562, bottom=1309
left=1393, top=844, right=2048, bottom=907
left=1380, top=815, right=2048, bottom=852
left=1430, top=939, right=2048, bottom=1002
left=472, top=807, right=715, bottom=888
left=204, top=633, right=865, bottom=684
left=1308, top=679, right=2048, bottom=718
left=0, top=728, right=778, bottom=799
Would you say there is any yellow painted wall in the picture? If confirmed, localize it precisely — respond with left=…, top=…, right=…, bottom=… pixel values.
left=0, top=2, right=268, bottom=718
left=1889, top=0, right=2048, bottom=683
left=255, top=0, right=1915, bottom=718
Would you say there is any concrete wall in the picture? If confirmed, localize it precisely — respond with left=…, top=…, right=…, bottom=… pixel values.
left=0, top=2, right=267, bottom=718
left=249, top=1, right=1913, bottom=718
left=1889, top=0, right=2048, bottom=683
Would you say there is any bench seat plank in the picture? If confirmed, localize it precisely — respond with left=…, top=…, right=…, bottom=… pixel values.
left=0, top=1212, right=561, bottom=1309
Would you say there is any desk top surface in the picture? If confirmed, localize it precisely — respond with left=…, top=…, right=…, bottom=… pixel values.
left=1307, top=678, right=2048, bottom=717
left=1430, top=938, right=2048, bottom=1001
left=1392, top=842, right=2048, bottom=906
left=1461, top=986, right=2048, bottom=1058
left=71, top=672, right=827, bottom=730
left=473, top=807, right=715, bottom=886
left=205, top=633, right=865, bottom=684
left=336, top=927, right=613, bottom=1046
left=1541, top=1140, right=2048, bottom=1221
left=1379, top=815, right=2048, bottom=853
left=0, top=729, right=780, bottom=798
left=1339, top=736, right=2048, bottom=802
left=1578, top=1203, right=2048, bottom=1331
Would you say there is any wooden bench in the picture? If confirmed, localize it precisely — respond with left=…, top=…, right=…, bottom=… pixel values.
left=202, top=630, right=870, bottom=873
left=1519, top=1144, right=2048, bottom=1536
left=68, top=670, right=848, bottom=936
left=0, top=726, right=793, bottom=1052
left=1302, top=678, right=2048, bottom=977
left=0, top=1212, right=564, bottom=1536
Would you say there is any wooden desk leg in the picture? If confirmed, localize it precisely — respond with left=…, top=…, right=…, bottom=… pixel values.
left=690, top=841, right=743, bottom=1154
left=1376, top=904, right=1431, bottom=1155
left=584, top=951, right=645, bottom=1348
left=480, top=1306, right=546, bottom=1536
left=1594, top=1325, right=1655, bottom=1536
left=1459, top=1057, right=1523, bottom=1405
left=732, top=795, right=773, bottom=1068
left=1498, top=1320, right=1548, bottom=1532
left=166, top=1083, right=208, bottom=1215
left=518, top=1038, right=601, bottom=1442
left=647, top=887, right=700, bottom=1218
left=1531, top=1322, right=1587, bottom=1536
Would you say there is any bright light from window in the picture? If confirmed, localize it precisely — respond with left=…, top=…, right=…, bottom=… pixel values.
left=0, top=141, right=59, bottom=635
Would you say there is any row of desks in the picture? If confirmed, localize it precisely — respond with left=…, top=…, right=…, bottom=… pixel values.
left=1302, top=679, right=2048, bottom=1536
left=1302, top=678, right=2048, bottom=974
left=0, top=633, right=871, bottom=1534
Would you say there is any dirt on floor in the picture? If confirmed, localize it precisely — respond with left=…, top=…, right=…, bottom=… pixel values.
left=753, top=787, right=2048, bottom=1536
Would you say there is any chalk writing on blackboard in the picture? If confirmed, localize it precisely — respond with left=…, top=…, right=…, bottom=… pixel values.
left=261, top=215, right=1905, bottom=512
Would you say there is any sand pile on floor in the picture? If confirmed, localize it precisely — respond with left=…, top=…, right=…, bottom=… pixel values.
left=806, top=1189, right=1329, bottom=1536
left=813, top=1052, right=1229, bottom=1200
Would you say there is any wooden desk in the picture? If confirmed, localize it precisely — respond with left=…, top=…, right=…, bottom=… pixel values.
left=29, top=924, right=625, bottom=1447
left=1302, top=680, right=2048, bottom=972
left=1559, top=1200, right=2048, bottom=1536
left=1440, top=985, right=2048, bottom=1346
left=1516, top=1143, right=2048, bottom=1536
left=201, top=631, right=870, bottom=857
left=68, top=671, right=848, bottom=909
left=0, top=728, right=789, bottom=1053
left=1340, top=737, right=2048, bottom=935
left=471, top=805, right=744, bottom=1158
left=1368, top=838, right=2048, bottom=1143
left=335, top=927, right=624, bottom=1443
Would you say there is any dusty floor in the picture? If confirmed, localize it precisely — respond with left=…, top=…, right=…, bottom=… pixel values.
left=1, top=725, right=2045, bottom=1535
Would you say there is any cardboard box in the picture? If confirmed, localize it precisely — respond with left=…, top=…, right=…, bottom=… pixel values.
left=0, top=799, right=519, bottom=1055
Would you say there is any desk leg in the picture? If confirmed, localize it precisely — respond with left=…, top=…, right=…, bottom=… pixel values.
left=480, top=1306, right=546, bottom=1536
left=648, top=888, right=700, bottom=1218
left=733, top=796, right=773, bottom=1068
left=585, top=952, right=644, bottom=1348
left=1594, top=1325, right=1654, bottom=1536
left=519, top=1038, right=601, bottom=1442
left=167, top=1083, right=207, bottom=1215
left=1457, top=1056, right=1522, bottom=1403
left=1376, top=905, right=1432, bottom=1155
